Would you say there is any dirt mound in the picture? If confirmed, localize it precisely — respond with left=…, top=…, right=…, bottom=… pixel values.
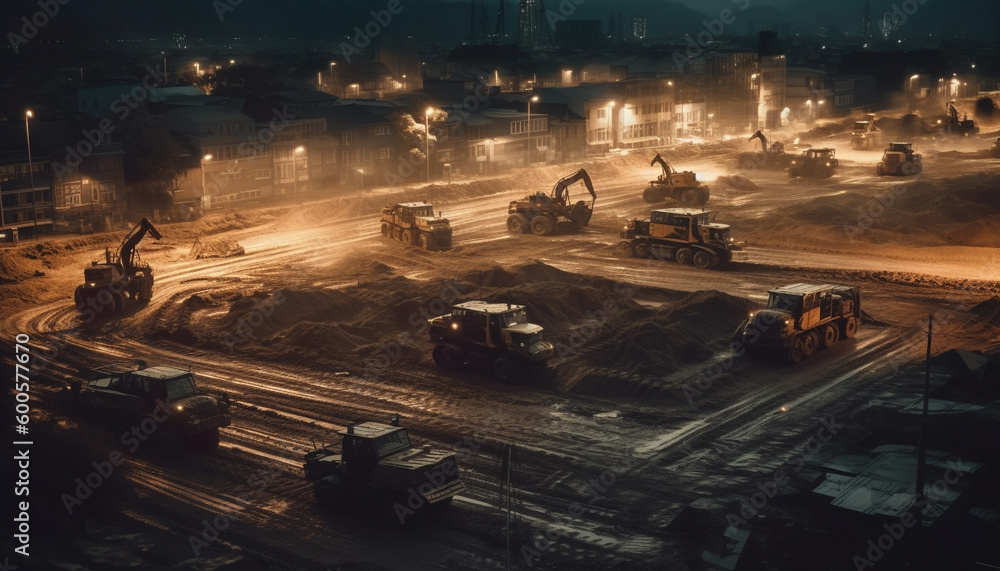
left=970, top=297, right=1000, bottom=325
left=715, top=175, right=758, bottom=190
left=189, top=238, right=245, bottom=259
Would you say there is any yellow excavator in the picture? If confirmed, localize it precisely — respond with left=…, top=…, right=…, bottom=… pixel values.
left=74, top=218, right=161, bottom=318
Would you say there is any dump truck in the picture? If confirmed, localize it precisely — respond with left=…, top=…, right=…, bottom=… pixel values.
left=304, top=414, right=465, bottom=523
left=737, top=130, right=793, bottom=171
left=851, top=114, right=882, bottom=150
left=507, top=169, right=596, bottom=235
left=877, top=142, right=923, bottom=176
left=380, top=202, right=453, bottom=250
left=428, top=300, right=554, bottom=381
left=69, top=363, right=231, bottom=454
left=642, top=153, right=710, bottom=205
left=75, top=218, right=161, bottom=318
left=616, top=208, right=736, bottom=269
left=734, top=283, right=861, bottom=364
left=788, top=148, right=838, bottom=179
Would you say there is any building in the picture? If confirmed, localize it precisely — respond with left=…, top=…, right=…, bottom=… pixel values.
left=0, top=151, right=53, bottom=241
left=632, top=17, right=647, bottom=40
left=758, top=32, right=787, bottom=129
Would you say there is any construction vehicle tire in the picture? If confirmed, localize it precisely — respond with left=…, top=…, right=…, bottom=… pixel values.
left=803, top=331, right=820, bottom=357
left=391, top=227, right=403, bottom=241
left=633, top=242, right=650, bottom=259
left=418, top=234, right=429, bottom=249
left=820, top=324, right=840, bottom=349
left=530, top=215, right=555, bottom=236
left=642, top=186, right=662, bottom=202
left=693, top=250, right=713, bottom=269
left=380, top=222, right=390, bottom=236
left=315, top=475, right=347, bottom=510
left=492, top=355, right=514, bottom=381
left=112, top=292, right=125, bottom=314
left=507, top=214, right=529, bottom=234
left=614, top=241, right=635, bottom=257
left=842, top=316, right=859, bottom=339
left=740, top=157, right=758, bottom=171
left=681, top=189, right=699, bottom=204
left=402, top=230, right=414, bottom=245
left=876, top=163, right=884, bottom=176
left=675, top=248, right=693, bottom=265
left=433, top=345, right=461, bottom=370
left=699, top=186, right=710, bottom=204
left=788, top=335, right=805, bottom=364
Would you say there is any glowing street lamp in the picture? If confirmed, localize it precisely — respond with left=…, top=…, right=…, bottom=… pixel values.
left=294, top=146, right=305, bottom=196
left=25, top=110, right=38, bottom=239
left=200, top=154, right=212, bottom=210
left=358, top=168, right=365, bottom=191
left=526, top=95, right=539, bottom=164
left=607, top=101, right=616, bottom=150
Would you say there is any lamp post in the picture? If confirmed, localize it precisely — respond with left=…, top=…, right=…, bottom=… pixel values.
left=358, top=168, right=365, bottom=191
left=25, top=110, right=38, bottom=239
left=201, top=154, right=212, bottom=211
left=526, top=95, right=539, bottom=165
left=707, top=113, right=714, bottom=139
left=293, top=146, right=305, bottom=197
left=162, top=52, right=168, bottom=85
left=402, top=74, right=406, bottom=91
left=607, top=101, right=616, bottom=151
left=806, top=100, right=813, bottom=124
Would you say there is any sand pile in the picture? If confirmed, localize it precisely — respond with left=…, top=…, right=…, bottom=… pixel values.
left=189, top=238, right=245, bottom=259
left=135, top=261, right=752, bottom=397
left=970, top=297, right=1000, bottom=326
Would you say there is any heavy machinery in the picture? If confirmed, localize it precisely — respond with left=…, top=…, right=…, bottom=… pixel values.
left=75, top=218, right=161, bottom=318
left=507, top=169, right=596, bottom=236
left=877, top=142, right=923, bottom=176
left=380, top=202, right=453, bottom=250
left=737, top=130, right=793, bottom=171
left=616, top=208, right=736, bottom=269
left=428, top=300, right=554, bottom=381
left=304, top=414, right=465, bottom=523
left=850, top=113, right=882, bottom=150
left=941, top=102, right=979, bottom=137
left=788, top=148, right=838, bottom=179
left=991, top=137, right=1000, bottom=158
left=70, top=363, right=231, bottom=453
left=642, top=153, right=710, bottom=205
left=734, top=283, right=861, bottom=364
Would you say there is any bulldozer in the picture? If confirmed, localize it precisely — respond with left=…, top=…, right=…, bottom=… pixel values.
left=507, top=168, right=596, bottom=236
left=616, top=208, right=736, bottom=269
left=877, top=142, right=923, bottom=176
left=788, top=148, right=838, bottom=179
left=75, top=218, right=161, bottom=318
left=850, top=114, right=882, bottom=150
left=380, top=202, right=452, bottom=250
left=734, top=283, right=861, bottom=364
left=304, top=414, right=465, bottom=524
left=428, top=300, right=554, bottom=381
left=642, top=153, right=710, bottom=205
left=737, top=130, right=793, bottom=171
left=941, top=102, right=979, bottom=137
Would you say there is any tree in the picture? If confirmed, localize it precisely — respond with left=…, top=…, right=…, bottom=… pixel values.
left=117, top=105, right=186, bottom=214
left=389, top=109, right=449, bottom=161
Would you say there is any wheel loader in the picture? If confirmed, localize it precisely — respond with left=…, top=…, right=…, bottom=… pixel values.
left=507, top=169, right=596, bottom=236
left=734, top=283, right=861, bottom=364
left=304, top=414, right=465, bottom=524
left=850, top=114, right=882, bottom=150
left=380, top=202, right=452, bottom=250
left=616, top=208, right=736, bottom=269
left=788, top=148, right=838, bottom=179
left=428, top=301, right=554, bottom=381
left=877, top=142, right=922, bottom=176
left=74, top=218, right=161, bottom=318
left=642, top=153, right=710, bottom=205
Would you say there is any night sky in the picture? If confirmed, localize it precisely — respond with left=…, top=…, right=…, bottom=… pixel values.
left=2, top=0, right=997, bottom=45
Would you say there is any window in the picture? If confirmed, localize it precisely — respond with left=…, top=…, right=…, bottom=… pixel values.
left=322, top=148, right=336, bottom=165
left=374, top=125, right=390, bottom=136
left=255, top=169, right=271, bottom=179
left=378, top=147, right=391, bottom=160
left=474, top=144, right=487, bottom=158
left=99, top=157, right=115, bottom=171
left=511, top=120, right=527, bottom=135
left=341, top=150, right=355, bottom=165
left=341, top=131, right=353, bottom=145
left=597, top=108, right=607, bottom=119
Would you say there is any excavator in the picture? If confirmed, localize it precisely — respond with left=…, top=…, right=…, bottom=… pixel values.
left=507, top=169, right=597, bottom=236
left=737, top=130, right=793, bottom=171
left=942, top=102, right=979, bottom=136
left=643, top=153, right=710, bottom=205
left=74, top=218, right=162, bottom=318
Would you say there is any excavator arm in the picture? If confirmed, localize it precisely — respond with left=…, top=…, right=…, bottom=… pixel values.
left=117, top=218, right=162, bottom=275
left=650, top=153, right=674, bottom=178
left=749, top=130, right=768, bottom=154
left=551, top=169, right=597, bottom=207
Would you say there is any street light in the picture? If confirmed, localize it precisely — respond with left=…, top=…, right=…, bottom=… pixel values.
left=358, top=168, right=365, bottom=191
left=201, top=154, right=212, bottom=211
left=293, top=146, right=305, bottom=197
left=526, top=95, right=539, bottom=165
left=161, top=51, right=168, bottom=84
left=402, top=74, right=406, bottom=91
left=25, top=110, right=38, bottom=239
left=607, top=101, right=616, bottom=150
left=707, top=113, right=714, bottom=139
